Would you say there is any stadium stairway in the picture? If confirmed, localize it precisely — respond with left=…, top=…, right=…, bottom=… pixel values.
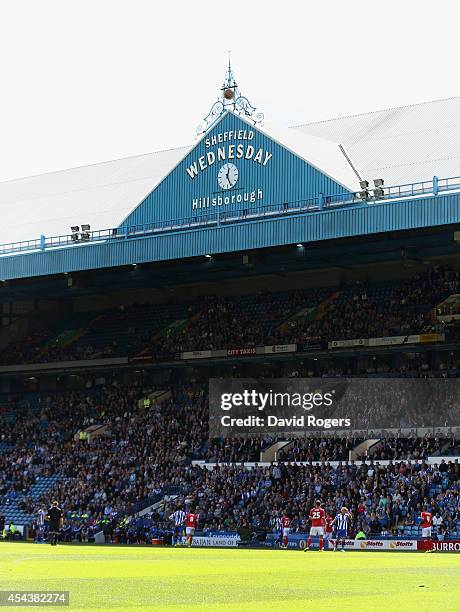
left=260, top=441, right=292, bottom=462
left=273, top=290, right=338, bottom=337
left=32, top=323, right=96, bottom=362
left=309, top=291, right=342, bottom=322
left=350, top=439, right=381, bottom=460
left=68, top=302, right=190, bottom=358
left=126, top=485, right=186, bottom=518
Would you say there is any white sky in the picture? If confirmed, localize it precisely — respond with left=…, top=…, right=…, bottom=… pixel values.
left=0, top=0, right=458, bottom=182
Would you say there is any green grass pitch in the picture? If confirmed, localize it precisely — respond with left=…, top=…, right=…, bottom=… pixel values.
left=1, top=543, right=459, bottom=611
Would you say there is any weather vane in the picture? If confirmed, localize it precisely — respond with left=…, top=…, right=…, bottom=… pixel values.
left=196, top=53, right=264, bottom=138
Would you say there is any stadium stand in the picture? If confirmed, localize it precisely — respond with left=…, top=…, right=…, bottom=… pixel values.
left=0, top=372, right=459, bottom=542
left=1, top=94, right=460, bottom=551
left=0, top=267, right=459, bottom=366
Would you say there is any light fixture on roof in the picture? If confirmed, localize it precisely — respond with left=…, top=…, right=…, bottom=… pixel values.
left=71, top=224, right=91, bottom=242
left=205, top=254, right=212, bottom=259
left=358, top=180, right=370, bottom=201
left=70, top=226, right=80, bottom=242
left=358, top=190, right=370, bottom=201
left=80, top=224, right=91, bottom=241
left=296, top=243, right=303, bottom=248
left=373, top=178, right=385, bottom=200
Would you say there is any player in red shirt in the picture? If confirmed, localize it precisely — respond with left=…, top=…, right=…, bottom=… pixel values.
left=324, top=513, right=334, bottom=549
left=420, top=505, right=433, bottom=552
left=280, top=512, right=291, bottom=549
left=305, top=500, right=326, bottom=551
left=185, top=511, right=199, bottom=547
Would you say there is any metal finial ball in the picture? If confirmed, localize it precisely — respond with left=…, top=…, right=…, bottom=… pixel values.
left=224, top=88, right=234, bottom=100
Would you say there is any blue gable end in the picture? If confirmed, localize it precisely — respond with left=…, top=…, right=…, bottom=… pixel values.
left=118, top=112, right=351, bottom=230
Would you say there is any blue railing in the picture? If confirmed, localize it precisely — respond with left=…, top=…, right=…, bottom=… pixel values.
left=0, top=174, right=459, bottom=257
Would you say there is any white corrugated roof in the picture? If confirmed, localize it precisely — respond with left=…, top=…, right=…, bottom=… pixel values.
left=262, top=121, right=359, bottom=191
left=0, top=145, right=192, bottom=245
left=1, top=97, right=459, bottom=245
left=291, top=96, right=460, bottom=186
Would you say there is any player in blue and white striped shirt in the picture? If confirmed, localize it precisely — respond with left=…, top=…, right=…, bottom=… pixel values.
left=36, top=506, right=46, bottom=543
left=274, top=514, right=283, bottom=547
left=332, top=507, right=352, bottom=552
left=169, top=509, right=186, bottom=546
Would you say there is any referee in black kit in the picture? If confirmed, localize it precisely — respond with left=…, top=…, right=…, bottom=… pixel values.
left=47, top=500, right=63, bottom=546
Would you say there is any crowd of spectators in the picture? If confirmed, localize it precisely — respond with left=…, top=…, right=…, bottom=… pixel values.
left=1, top=383, right=269, bottom=522
left=2, top=266, right=460, bottom=366
left=361, top=433, right=459, bottom=461
left=20, top=457, right=460, bottom=544
left=0, top=376, right=459, bottom=542
left=279, top=267, right=459, bottom=346
left=155, top=459, right=460, bottom=539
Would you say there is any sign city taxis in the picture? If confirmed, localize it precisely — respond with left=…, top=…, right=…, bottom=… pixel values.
left=186, top=130, right=273, bottom=211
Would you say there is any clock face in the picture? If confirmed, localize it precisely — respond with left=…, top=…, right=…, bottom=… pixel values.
left=217, top=163, right=239, bottom=190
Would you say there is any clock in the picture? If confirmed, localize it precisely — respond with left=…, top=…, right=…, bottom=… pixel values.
left=218, top=163, right=239, bottom=190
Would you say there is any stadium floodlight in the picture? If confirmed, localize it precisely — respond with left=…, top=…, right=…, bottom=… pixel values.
left=70, top=226, right=80, bottom=242
left=358, top=190, right=370, bottom=201
left=359, top=180, right=369, bottom=189
left=373, top=178, right=384, bottom=187
left=80, top=223, right=91, bottom=241
left=373, top=187, right=385, bottom=199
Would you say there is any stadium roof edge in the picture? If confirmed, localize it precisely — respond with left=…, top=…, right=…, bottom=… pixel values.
left=289, top=94, right=460, bottom=129
left=291, top=95, right=460, bottom=187
left=0, top=143, right=193, bottom=187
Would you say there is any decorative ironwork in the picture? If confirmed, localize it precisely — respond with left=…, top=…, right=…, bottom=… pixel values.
left=196, top=54, right=264, bottom=137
